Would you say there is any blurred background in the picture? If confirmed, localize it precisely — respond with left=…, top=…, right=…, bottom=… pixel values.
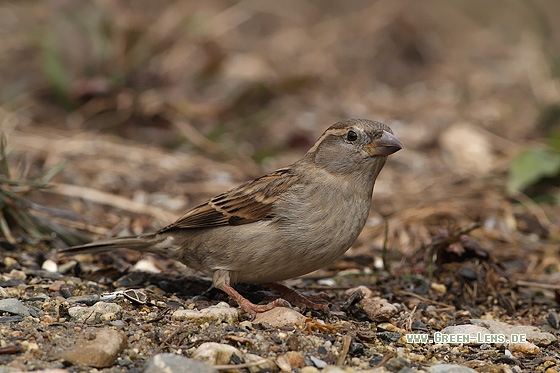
left=1, top=0, right=559, bottom=274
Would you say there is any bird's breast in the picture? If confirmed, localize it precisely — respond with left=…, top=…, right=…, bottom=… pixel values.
left=229, top=180, right=373, bottom=283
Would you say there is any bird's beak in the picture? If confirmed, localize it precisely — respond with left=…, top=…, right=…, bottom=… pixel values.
left=364, top=130, right=403, bottom=156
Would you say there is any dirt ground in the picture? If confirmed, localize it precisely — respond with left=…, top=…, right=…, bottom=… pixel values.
left=1, top=1, right=559, bottom=372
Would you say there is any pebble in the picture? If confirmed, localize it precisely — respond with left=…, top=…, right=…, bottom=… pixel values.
left=276, top=351, right=306, bottom=371
left=441, top=323, right=543, bottom=353
left=252, top=306, right=307, bottom=327
left=470, top=319, right=557, bottom=346
left=132, top=259, right=161, bottom=273
left=48, top=280, right=66, bottom=292
left=430, top=282, right=447, bottom=294
left=244, top=353, right=279, bottom=373
left=25, top=269, right=64, bottom=280
left=7, top=269, right=26, bottom=280
left=440, top=324, right=491, bottom=345
left=0, top=298, right=30, bottom=317
left=172, top=302, right=239, bottom=324
left=68, top=302, right=123, bottom=324
left=309, top=355, right=328, bottom=369
left=428, top=364, right=478, bottom=373
left=3, top=256, right=18, bottom=268
left=0, top=315, right=23, bottom=323
left=547, top=312, right=559, bottom=329
left=144, top=353, right=217, bottom=373
left=42, top=259, right=58, bottom=272
left=191, top=342, right=243, bottom=366
left=57, top=329, right=127, bottom=368
left=385, top=356, right=411, bottom=371
left=507, top=341, right=540, bottom=354
left=300, top=367, right=321, bottom=373
left=356, top=298, right=398, bottom=322
left=66, top=295, right=101, bottom=306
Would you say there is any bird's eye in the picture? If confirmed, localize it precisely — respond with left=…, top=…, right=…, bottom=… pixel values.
left=347, top=130, right=358, bottom=142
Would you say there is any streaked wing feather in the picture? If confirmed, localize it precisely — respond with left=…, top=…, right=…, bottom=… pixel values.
left=159, top=168, right=297, bottom=231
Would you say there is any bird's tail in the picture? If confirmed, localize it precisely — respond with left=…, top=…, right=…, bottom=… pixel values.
left=60, top=234, right=161, bottom=256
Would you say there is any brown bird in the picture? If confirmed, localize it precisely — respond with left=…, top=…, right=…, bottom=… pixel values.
left=62, top=119, right=402, bottom=317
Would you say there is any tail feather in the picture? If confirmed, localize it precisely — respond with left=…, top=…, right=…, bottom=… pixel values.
left=60, top=234, right=157, bottom=256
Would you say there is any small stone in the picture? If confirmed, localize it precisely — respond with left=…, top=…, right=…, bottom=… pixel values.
left=0, top=315, right=23, bottom=323
left=41, top=315, right=57, bottom=324
left=440, top=325, right=491, bottom=345
left=110, top=320, right=126, bottom=327
left=430, top=282, right=447, bottom=294
left=3, top=256, right=18, bottom=268
left=276, top=351, right=305, bottom=371
left=276, top=354, right=292, bottom=372
left=49, top=280, right=66, bottom=292
left=244, top=353, right=279, bottom=373
left=42, top=259, right=58, bottom=272
left=67, top=295, right=101, bottom=306
left=0, top=298, right=30, bottom=317
left=191, top=342, right=243, bottom=366
left=132, top=259, right=161, bottom=273
left=300, top=367, right=320, bottom=373
left=7, top=269, right=26, bottom=280
left=385, top=356, right=411, bottom=371
left=57, top=329, right=127, bottom=368
left=309, top=356, right=327, bottom=369
left=357, top=298, right=398, bottom=322
left=68, top=302, right=123, bottom=324
left=144, top=353, right=217, bottom=373
left=547, top=312, right=559, bottom=329
left=401, top=369, right=419, bottom=373
left=428, top=364, right=478, bottom=373
left=507, top=341, right=540, bottom=354
left=20, top=341, right=39, bottom=351
left=252, top=307, right=307, bottom=327
left=344, top=285, right=373, bottom=299
left=172, top=302, right=239, bottom=324
left=377, top=331, right=402, bottom=343
left=411, top=319, right=428, bottom=332
left=471, top=319, right=557, bottom=346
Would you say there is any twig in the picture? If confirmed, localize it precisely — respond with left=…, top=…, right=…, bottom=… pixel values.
left=516, top=280, right=560, bottom=290
left=337, top=335, right=352, bottom=366
left=0, top=210, right=16, bottom=243
left=397, top=291, right=456, bottom=310
left=173, top=120, right=226, bottom=158
left=509, top=190, right=551, bottom=230
left=405, top=304, right=418, bottom=332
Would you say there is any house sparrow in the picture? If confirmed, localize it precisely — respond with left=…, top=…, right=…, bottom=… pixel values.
left=62, top=119, right=402, bottom=317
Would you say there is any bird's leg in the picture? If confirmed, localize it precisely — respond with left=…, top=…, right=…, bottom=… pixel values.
left=213, top=269, right=290, bottom=318
left=264, top=282, right=331, bottom=316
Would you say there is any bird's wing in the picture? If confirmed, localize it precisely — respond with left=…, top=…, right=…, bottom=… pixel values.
left=159, top=167, right=298, bottom=231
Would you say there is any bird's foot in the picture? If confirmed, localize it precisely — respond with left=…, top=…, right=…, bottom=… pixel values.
left=264, top=282, right=331, bottom=316
left=220, top=283, right=290, bottom=319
